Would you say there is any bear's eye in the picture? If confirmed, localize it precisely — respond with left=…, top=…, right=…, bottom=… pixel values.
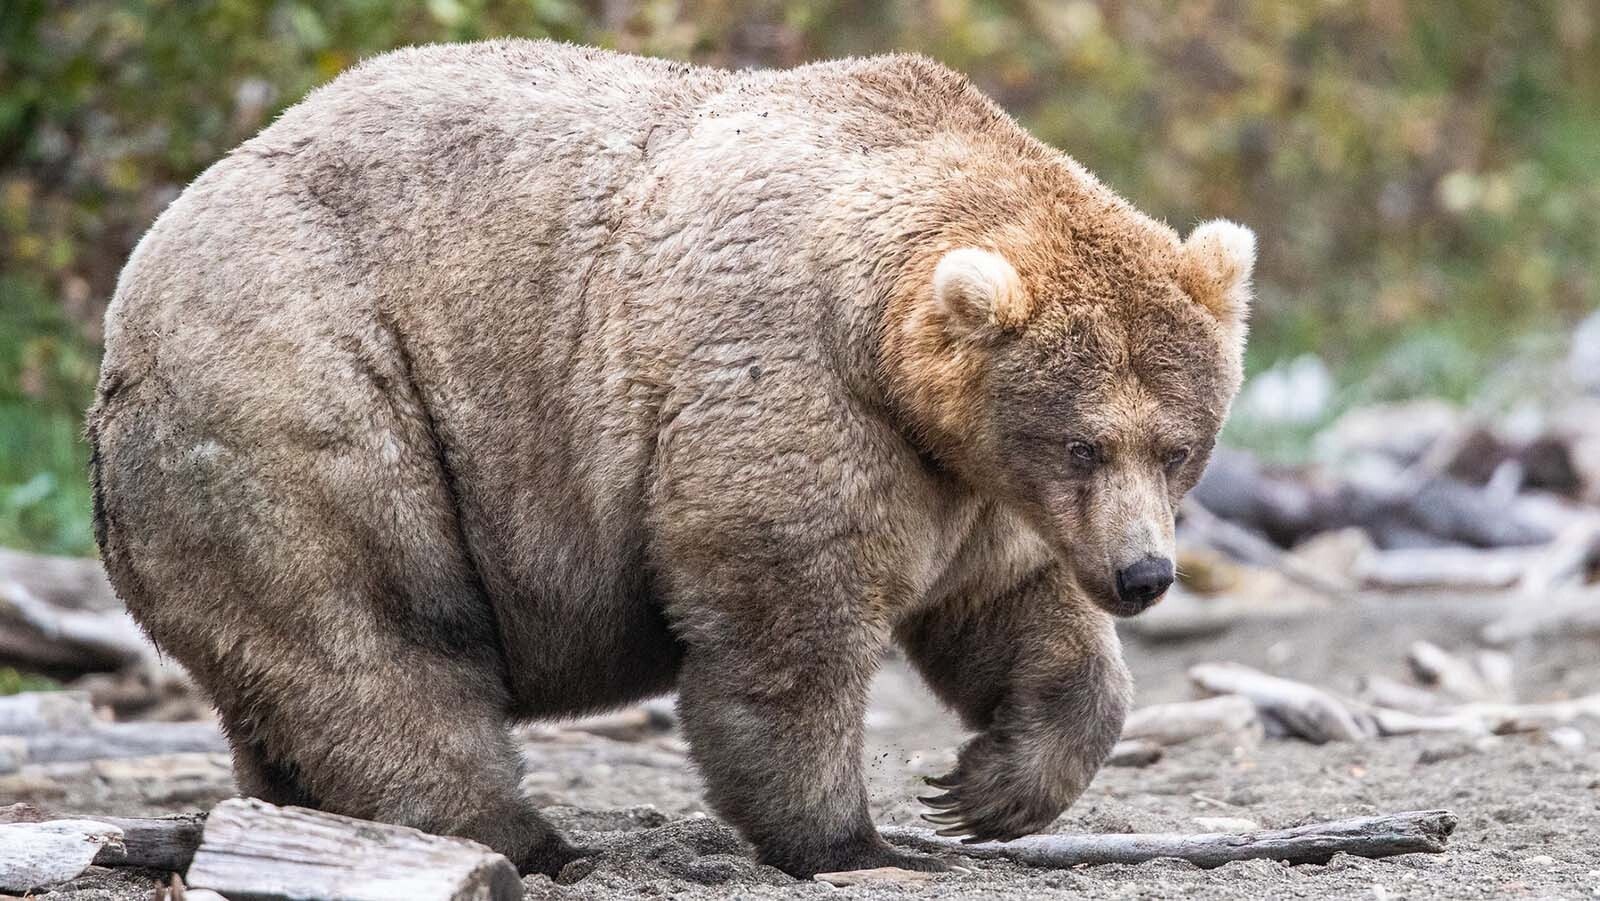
left=1068, top=442, right=1099, bottom=465
left=1164, top=447, right=1192, bottom=470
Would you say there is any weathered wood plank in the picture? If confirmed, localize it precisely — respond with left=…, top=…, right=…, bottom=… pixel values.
left=0, top=818, right=124, bottom=894
left=186, top=799, right=523, bottom=901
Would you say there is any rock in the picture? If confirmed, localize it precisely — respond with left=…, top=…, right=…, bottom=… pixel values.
left=1192, top=816, right=1261, bottom=832
left=1546, top=726, right=1586, bottom=752
left=814, top=866, right=940, bottom=887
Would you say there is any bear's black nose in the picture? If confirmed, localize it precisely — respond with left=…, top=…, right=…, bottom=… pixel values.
left=1115, top=557, right=1174, bottom=610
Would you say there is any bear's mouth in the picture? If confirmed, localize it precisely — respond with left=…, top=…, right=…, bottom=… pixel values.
left=1097, top=588, right=1167, bottom=618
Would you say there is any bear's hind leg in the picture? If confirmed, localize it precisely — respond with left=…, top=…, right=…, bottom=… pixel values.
left=227, top=733, right=318, bottom=808
left=90, top=363, right=585, bottom=875
left=218, top=638, right=585, bottom=877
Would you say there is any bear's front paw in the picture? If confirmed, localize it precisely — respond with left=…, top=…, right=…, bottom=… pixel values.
left=918, top=733, right=1070, bottom=844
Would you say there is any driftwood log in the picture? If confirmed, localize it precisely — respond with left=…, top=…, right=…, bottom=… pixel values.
left=1354, top=546, right=1531, bottom=591
left=1122, top=694, right=1261, bottom=747
left=0, top=690, right=99, bottom=733
left=0, top=551, right=148, bottom=675
left=0, top=817, right=125, bottom=894
left=0, top=548, right=120, bottom=612
left=883, top=809, right=1456, bottom=869
left=1189, top=662, right=1377, bottom=743
left=186, top=799, right=523, bottom=901
left=1191, top=447, right=1556, bottom=552
left=0, top=804, right=205, bottom=872
left=0, top=692, right=226, bottom=773
left=1193, top=657, right=1600, bottom=742
left=0, top=721, right=226, bottom=771
left=0, top=752, right=236, bottom=810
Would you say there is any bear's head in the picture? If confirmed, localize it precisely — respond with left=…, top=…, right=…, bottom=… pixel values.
left=887, top=212, right=1254, bottom=618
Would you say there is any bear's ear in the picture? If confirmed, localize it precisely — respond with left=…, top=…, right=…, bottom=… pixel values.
left=1178, top=220, right=1255, bottom=329
left=931, top=247, right=1032, bottom=332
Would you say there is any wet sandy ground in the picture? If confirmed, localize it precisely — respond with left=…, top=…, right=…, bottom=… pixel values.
left=30, top=596, right=1600, bottom=899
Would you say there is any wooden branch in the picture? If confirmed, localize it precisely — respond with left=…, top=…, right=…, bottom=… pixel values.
left=1122, top=695, right=1261, bottom=747
left=1369, top=707, right=1492, bottom=738
left=1189, top=662, right=1377, bottom=743
left=1105, top=739, right=1163, bottom=767
left=0, top=818, right=124, bottom=894
left=1190, top=658, right=1588, bottom=742
left=186, top=799, right=523, bottom=901
left=882, top=809, right=1456, bottom=869
left=1452, top=695, right=1600, bottom=734
left=1406, top=641, right=1510, bottom=703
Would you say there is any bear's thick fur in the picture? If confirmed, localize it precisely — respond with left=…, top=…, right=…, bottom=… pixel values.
left=89, top=40, right=1253, bottom=877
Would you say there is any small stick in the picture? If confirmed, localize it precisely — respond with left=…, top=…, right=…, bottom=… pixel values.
left=882, top=809, right=1456, bottom=869
left=1105, top=739, right=1163, bottom=767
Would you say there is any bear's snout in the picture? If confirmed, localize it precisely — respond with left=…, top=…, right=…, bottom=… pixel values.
left=1112, top=556, right=1174, bottom=615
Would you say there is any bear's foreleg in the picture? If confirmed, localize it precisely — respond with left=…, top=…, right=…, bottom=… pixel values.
left=896, top=565, right=1133, bottom=842
left=675, top=628, right=945, bottom=876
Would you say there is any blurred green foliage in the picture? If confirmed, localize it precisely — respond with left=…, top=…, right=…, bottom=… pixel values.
left=0, top=665, right=58, bottom=696
left=2, top=0, right=1597, bottom=553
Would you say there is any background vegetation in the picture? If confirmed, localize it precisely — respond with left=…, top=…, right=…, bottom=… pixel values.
left=3, top=0, right=1596, bottom=555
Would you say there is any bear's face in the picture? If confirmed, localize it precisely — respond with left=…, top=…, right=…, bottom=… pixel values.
left=892, top=220, right=1254, bottom=617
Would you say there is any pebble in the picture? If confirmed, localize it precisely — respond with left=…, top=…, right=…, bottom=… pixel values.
left=1546, top=727, right=1586, bottom=752
left=1192, top=816, right=1261, bottom=832
left=1524, top=854, right=1557, bottom=867
left=814, top=867, right=940, bottom=887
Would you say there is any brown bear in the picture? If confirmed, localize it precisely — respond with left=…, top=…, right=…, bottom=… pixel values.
left=88, top=40, right=1253, bottom=878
